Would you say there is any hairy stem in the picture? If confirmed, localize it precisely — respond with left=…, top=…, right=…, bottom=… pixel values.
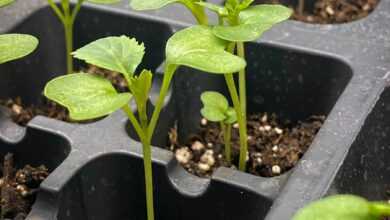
left=147, top=64, right=177, bottom=143
left=182, top=1, right=208, bottom=25
left=48, top=0, right=84, bottom=74
left=122, top=105, right=145, bottom=141
left=225, top=124, right=232, bottom=163
left=224, top=74, right=248, bottom=171
left=237, top=42, right=247, bottom=125
left=47, top=0, right=65, bottom=22
left=63, top=19, right=73, bottom=75
left=142, top=139, right=154, bottom=220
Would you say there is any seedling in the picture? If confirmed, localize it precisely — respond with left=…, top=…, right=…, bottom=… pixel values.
left=1, top=1, right=39, bottom=65
left=130, top=0, right=292, bottom=171
left=46, top=0, right=120, bottom=74
left=44, top=25, right=245, bottom=220
left=200, top=91, right=236, bottom=163
left=293, top=194, right=390, bottom=220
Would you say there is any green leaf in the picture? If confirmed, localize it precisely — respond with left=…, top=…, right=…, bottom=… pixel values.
left=130, top=0, right=180, bottom=10
left=224, top=107, right=237, bottom=124
left=87, top=0, right=121, bottom=4
left=195, top=2, right=228, bottom=16
left=166, top=25, right=246, bottom=74
left=293, top=195, right=388, bottom=220
left=213, top=4, right=292, bottom=42
left=200, top=91, right=229, bottom=122
left=44, top=73, right=132, bottom=121
left=201, top=107, right=226, bottom=122
left=129, top=69, right=153, bottom=111
left=238, top=0, right=254, bottom=10
left=0, top=0, right=14, bottom=7
left=72, top=36, right=145, bottom=78
left=0, top=34, right=38, bottom=64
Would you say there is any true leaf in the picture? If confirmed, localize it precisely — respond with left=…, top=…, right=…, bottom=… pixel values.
left=0, top=0, right=13, bottom=7
left=0, top=34, right=38, bottom=64
left=130, top=0, right=180, bottom=10
left=166, top=25, right=246, bottom=74
left=87, top=0, right=121, bottom=3
left=129, top=69, right=153, bottom=111
left=195, top=2, right=228, bottom=16
left=44, top=73, right=132, bottom=121
left=213, top=4, right=292, bottom=42
left=72, top=36, right=145, bottom=79
left=293, top=195, right=390, bottom=220
left=224, top=107, right=237, bottom=124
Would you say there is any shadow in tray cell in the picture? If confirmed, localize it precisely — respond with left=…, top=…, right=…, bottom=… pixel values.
left=57, top=153, right=272, bottom=220
left=327, top=87, right=390, bottom=200
left=170, top=42, right=352, bottom=149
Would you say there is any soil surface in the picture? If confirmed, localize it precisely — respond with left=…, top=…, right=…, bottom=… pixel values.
left=0, top=153, right=48, bottom=219
left=0, top=66, right=128, bottom=126
left=170, top=113, right=325, bottom=178
left=258, top=0, right=379, bottom=24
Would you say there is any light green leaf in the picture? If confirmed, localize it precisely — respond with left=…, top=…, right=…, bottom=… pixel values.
left=87, top=0, right=121, bottom=4
left=238, top=0, right=254, bottom=10
left=293, top=195, right=390, bottom=220
left=224, top=107, right=237, bottom=124
left=130, top=0, right=180, bottom=10
left=200, top=91, right=229, bottom=122
left=201, top=107, right=226, bottom=122
left=0, top=0, right=14, bottom=7
left=129, top=69, right=153, bottom=111
left=44, top=73, right=132, bottom=121
left=195, top=2, right=228, bottom=16
left=0, top=34, right=38, bottom=64
left=213, top=4, right=292, bottom=42
left=72, top=36, right=145, bottom=78
left=166, top=25, right=246, bottom=74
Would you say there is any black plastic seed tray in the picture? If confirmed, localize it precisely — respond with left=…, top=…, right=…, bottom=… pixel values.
left=0, top=0, right=389, bottom=219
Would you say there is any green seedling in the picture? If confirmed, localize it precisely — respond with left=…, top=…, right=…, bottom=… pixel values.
left=46, top=0, right=120, bottom=75
left=200, top=91, right=236, bottom=163
left=130, top=0, right=292, bottom=171
left=293, top=194, right=390, bottom=220
left=44, top=25, right=245, bottom=220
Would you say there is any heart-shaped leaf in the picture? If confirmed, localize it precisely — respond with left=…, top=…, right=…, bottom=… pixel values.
left=72, top=36, right=145, bottom=79
left=213, top=4, right=292, bottom=42
left=0, top=0, right=14, bottom=7
left=130, top=0, right=180, bottom=10
left=87, top=0, right=121, bottom=4
left=293, top=195, right=390, bottom=220
left=44, top=73, right=132, bottom=121
left=0, top=34, right=38, bottom=64
left=201, top=91, right=231, bottom=122
left=166, top=25, right=246, bottom=74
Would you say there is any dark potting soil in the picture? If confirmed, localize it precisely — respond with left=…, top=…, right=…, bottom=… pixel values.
left=170, top=113, right=325, bottom=178
left=257, top=0, right=379, bottom=24
left=0, top=66, right=128, bottom=126
left=0, top=153, right=48, bottom=220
